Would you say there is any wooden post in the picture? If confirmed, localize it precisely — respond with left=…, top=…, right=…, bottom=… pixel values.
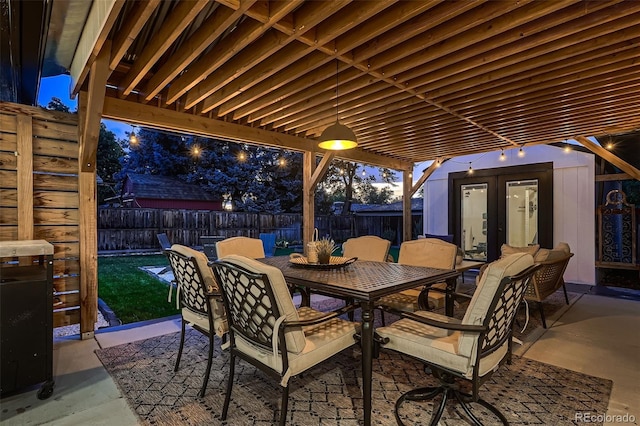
left=16, top=114, right=34, bottom=242
left=78, top=42, right=110, bottom=339
left=302, top=151, right=315, bottom=253
left=402, top=169, right=413, bottom=243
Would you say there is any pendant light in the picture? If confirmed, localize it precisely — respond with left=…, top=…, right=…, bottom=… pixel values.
left=318, top=59, right=358, bottom=150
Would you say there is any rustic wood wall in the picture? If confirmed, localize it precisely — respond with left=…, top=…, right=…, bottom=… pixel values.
left=0, top=102, right=81, bottom=328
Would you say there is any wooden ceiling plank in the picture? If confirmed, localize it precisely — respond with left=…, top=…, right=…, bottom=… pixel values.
left=202, top=42, right=315, bottom=114
left=350, top=0, right=484, bottom=64
left=475, top=85, right=640, bottom=128
left=367, top=0, right=533, bottom=72
left=183, top=28, right=292, bottom=109
left=142, top=2, right=256, bottom=101
left=99, top=94, right=412, bottom=170
left=241, top=63, right=358, bottom=123
left=418, top=2, right=640, bottom=99
left=447, top=54, right=640, bottom=112
left=575, top=136, right=640, bottom=180
left=270, top=80, right=395, bottom=130
left=396, top=0, right=588, bottom=85
left=164, top=0, right=302, bottom=106
left=455, top=66, right=640, bottom=117
left=109, top=0, right=161, bottom=72
left=214, top=0, right=397, bottom=117
left=222, top=52, right=333, bottom=119
left=118, top=0, right=209, bottom=98
left=70, top=0, right=124, bottom=96
left=182, top=0, right=349, bottom=112
left=439, top=32, right=640, bottom=108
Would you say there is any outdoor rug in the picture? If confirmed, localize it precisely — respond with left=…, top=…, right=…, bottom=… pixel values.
left=96, top=328, right=612, bottom=425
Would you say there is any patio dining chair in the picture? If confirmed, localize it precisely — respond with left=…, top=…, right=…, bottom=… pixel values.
left=377, top=253, right=539, bottom=425
left=165, top=244, right=228, bottom=398
left=212, top=255, right=359, bottom=426
left=215, top=236, right=265, bottom=259
left=378, top=238, right=458, bottom=319
left=342, top=235, right=392, bottom=262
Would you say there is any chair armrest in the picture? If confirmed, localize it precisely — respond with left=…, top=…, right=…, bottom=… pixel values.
left=398, top=310, right=487, bottom=332
left=284, top=303, right=359, bottom=327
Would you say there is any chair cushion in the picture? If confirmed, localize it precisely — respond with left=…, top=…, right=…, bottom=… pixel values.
left=183, top=305, right=228, bottom=337
left=171, top=244, right=219, bottom=292
left=376, top=311, right=508, bottom=379
left=216, top=237, right=265, bottom=259
left=342, top=236, right=391, bottom=262
left=399, top=239, right=457, bottom=269
left=235, top=306, right=358, bottom=386
left=379, top=285, right=446, bottom=311
left=219, top=255, right=306, bottom=353
left=500, top=243, right=540, bottom=258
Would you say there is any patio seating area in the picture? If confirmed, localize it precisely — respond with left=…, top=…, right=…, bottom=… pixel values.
left=1, top=274, right=638, bottom=425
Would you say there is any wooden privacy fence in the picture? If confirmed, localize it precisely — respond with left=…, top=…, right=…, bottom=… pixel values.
left=97, top=208, right=405, bottom=251
left=98, top=208, right=304, bottom=251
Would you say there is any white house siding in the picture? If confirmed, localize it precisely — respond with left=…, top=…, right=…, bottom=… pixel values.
left=422, top=144, right=595, bottom=285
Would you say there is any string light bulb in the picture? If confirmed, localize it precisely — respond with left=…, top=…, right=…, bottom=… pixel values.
left=517, top=145, right=525, bottom=158
left=606, top=135, right=614, bottom=150
left=129, top=125, right=138, bottom=145
left=237, top=151, right=247, bottom=162
left=278, top=157, right=286, bottom=167
left=468, top=163, right=474, bottom=174
left=563, top=144, right=572, bottom=153
left=499, top=149, right=506, bottom=161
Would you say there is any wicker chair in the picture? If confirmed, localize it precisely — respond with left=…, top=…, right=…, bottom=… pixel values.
left=377, top=253, right=540, bottom=425
left=165, top=244, right=228, bottom=397
left=524, top=251, right=574, bottom=328
left=212, top=255, right=359, bottom=425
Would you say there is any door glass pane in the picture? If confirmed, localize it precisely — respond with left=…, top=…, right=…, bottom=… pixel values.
left=506, top=180, right=538, bottom=247
left=461, top=184, right=487, bottom=261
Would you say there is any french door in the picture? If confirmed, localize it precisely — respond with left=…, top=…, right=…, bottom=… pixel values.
left=449, top=163, right=553, bottom=262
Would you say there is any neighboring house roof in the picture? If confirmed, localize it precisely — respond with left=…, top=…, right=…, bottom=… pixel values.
left=352, top=198, right=423, bottom=216
left=122, top=173, right=217, bottom=201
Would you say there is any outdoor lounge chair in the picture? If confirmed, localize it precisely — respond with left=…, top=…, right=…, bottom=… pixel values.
left=212, top=255, right=359, bottom=425
left=525, top=250, right=574, bottom=328
left=377, top=253, right=539, bottom=425
left=165, top=244, right=228, bottom=398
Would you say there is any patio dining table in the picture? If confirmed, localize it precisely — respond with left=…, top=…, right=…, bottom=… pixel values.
left=259, top=256, right=459, bottom=425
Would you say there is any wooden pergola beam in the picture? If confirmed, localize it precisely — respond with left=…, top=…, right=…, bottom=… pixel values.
left=575, top=135, right=640, bottom=181
left=80, top=41, right=111, bottom=173
left=402, top=169, right=413, bottom=242
left=411, top=157, right=444, bottom=196
left=309, top=153, right=335, bottom=195
left=99, top=95, right=412, bottom=170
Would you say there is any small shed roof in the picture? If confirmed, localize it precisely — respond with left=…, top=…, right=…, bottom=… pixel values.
left=123, top=173, right=217, bottom=201
left=353, top=198, right=423, bottom=217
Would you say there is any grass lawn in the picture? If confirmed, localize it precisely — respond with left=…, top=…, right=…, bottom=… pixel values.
left=98, top=254, right=178, bottom=324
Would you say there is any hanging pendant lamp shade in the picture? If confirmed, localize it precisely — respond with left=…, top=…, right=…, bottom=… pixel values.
left=318, top=58, right=357, bottom=150
left=318, top=121, right=358, bottom=150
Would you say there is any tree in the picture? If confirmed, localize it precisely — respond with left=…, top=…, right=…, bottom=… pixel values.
left=96, top=124, right=124, bottom=204
left=320, top=160, right=398, bottom=214
left=43, top=97, right=71, bottom=113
